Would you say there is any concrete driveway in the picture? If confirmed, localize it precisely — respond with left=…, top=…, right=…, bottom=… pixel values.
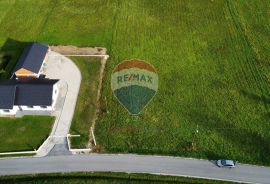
left=36, top=51, right=81, bottom=156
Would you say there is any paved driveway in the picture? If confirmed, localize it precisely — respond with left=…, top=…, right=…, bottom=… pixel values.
left=36, top=51, right=81, bottom=156
left=46, top=51, right=81, bottom=137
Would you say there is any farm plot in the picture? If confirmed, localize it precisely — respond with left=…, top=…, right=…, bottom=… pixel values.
left=95, top=0, right=270, bottom=165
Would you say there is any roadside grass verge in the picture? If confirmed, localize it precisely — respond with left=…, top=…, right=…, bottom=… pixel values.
left=0, top=172, right=234, bottom=184
left=69, top=57, right=101, bottom=149
left=0, top=153, right=35, bottom=158
left=0, top=116, right=54, bottom=153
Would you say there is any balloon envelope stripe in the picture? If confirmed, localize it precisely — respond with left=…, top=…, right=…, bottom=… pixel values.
left=114, top=85, right=156, bottom=115
left=113, top=60, right=156, bottom=73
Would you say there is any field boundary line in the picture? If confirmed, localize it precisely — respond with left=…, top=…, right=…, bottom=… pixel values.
left=87, top=55, right=108, bottom=148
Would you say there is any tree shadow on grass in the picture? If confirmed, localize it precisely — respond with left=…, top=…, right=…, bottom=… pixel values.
left=240, top=90, right=270, bottom=120
left=0, top=38, right=31, bottom=79
left=240, top=89, right=270, bottom=105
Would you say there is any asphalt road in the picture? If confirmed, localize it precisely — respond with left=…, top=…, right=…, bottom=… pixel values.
left=0, top=154, right=270, bottom=184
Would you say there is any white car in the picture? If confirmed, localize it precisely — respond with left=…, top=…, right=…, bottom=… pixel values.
left=216, top=159, right=236, bottom=168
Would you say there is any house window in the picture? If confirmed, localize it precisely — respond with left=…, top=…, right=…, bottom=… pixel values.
left=41, top=106, right=47, bottom=109
left=3, top=109, right=10, bottom=112
left=27, top=106, right=34, bottom=108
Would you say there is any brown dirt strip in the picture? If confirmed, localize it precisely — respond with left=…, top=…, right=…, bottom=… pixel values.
left=50, top=45, right=107, bottom=55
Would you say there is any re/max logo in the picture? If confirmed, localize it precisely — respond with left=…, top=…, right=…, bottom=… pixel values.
left=117, top=73, right=153, bottom=84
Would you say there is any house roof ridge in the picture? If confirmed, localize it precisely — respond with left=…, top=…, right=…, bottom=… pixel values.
left=13, top=42, right=49, bottom=74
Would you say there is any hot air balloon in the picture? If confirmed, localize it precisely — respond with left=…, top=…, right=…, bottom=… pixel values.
left=111, top=59, right=158, bottom=117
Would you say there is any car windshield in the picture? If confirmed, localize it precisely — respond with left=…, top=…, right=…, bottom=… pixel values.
left=221, top=160, right=227, bottom=165
left=221, top=160, right=233, bottom=166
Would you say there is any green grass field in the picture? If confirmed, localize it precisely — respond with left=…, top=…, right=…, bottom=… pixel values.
left=0, top=116, right=54, bottom=152
left=0, top=0, right=269, bottom=165
left=69, top=57, right=101, bottom=149
left=0, top=172, right=234, bottom=184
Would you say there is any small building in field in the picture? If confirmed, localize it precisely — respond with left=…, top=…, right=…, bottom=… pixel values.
left=12, top=42, right=49, bottom=79
left=0, top=79, right=59, bottom=116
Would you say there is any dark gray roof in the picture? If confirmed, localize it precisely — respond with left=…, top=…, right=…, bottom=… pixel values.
left=15, top=79, right=58, bottom=106
left=0, top=79, right=58, bottom=109
left=0, top=81, right=16, bottom=109
left=13, top=42, right=49, bottom=74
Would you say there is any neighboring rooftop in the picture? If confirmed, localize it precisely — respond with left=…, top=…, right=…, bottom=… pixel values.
left=0, top=79, right=58, bottom=109
left=13, top=42, right=49, bottom=74
left=0, top=83, right=16, bottom=109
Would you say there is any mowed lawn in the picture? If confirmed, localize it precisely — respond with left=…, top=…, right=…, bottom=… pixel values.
left=0, top=0, right=269, bottom=165
left=69, top=57, right=101, bottom=149
left=0, top=116, right=54, bottom=152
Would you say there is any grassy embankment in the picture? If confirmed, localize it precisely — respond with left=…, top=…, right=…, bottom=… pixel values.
left=0, top=172, right=234, bottom=184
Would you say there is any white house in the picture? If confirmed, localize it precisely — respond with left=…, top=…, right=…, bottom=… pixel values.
left=0, top=79, right=59, bottom=116
left=0, top=42, right=59, bottom=117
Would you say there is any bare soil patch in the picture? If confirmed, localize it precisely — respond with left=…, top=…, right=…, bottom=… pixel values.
left=50, top=45, right=107, bottom=55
